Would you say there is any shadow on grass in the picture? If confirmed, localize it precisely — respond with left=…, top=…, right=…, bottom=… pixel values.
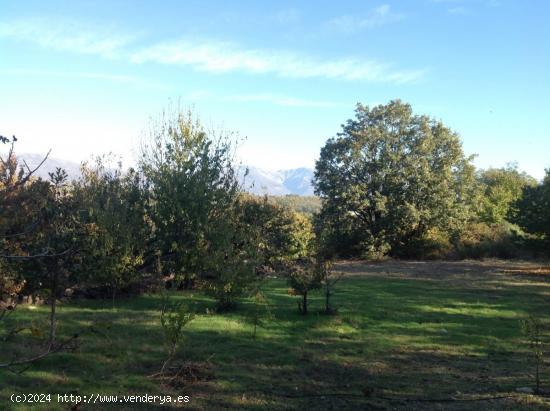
left=1, top=260, right=549, bottom=410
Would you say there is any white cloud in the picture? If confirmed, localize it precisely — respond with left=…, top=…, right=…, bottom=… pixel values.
left=0, top=68, right=163, bottom=87
left=0, top=17, right=425, bottom=84
left=131, top=40, right=425, bottom=84
left=327, top=5, right=405, bottom=34
left=0, top=17, right=135, bottom=58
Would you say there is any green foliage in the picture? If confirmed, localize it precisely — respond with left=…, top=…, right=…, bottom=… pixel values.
left=0, top=137, right=84, bottom=351
left=240, top=195, right=314, bottom=271
left=140, top=108, right=257, bottom=309
left=73, top=156, right=148, bottom=304
left=319, top=260, right=341, bottom=315
left=1, top=138, right=50, bottom=297
left=160, top=296, right=195, bottom=373
left=478, top=164, right=537, bottom=224
left=2, top=261, right=550, bottom=408
left=199, top=197, right=259, bottom=311
left=248, top=289, right=273, bottom=339
left=453, top=222, right=521, bottom=259
left=511, top=170, right=550, bottom=246
left=314, top=100, right=478, bottom=259
left=267, top=195, right=321, bottom=215
left=140, top=109, right=238, bottom=282
left=286, top=257, right=324, bottom=315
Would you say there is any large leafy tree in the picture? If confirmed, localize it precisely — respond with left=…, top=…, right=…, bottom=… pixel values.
left=477, top=164, right=537, bottom=224
left=511, top=170, right=550, bottom=242
left=314, top=100, right=477, bottom=258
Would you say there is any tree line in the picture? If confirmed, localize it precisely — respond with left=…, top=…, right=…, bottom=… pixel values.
left=314, top=100, right=549, bottom=261
left=1, top=101, right=549, bottom=348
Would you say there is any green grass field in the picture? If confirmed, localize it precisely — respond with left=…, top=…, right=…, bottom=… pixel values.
left=1, top=260, right=549, bottom=410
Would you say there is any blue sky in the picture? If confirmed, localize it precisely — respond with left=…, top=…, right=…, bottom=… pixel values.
left=0, top=0, right=548, bottom=177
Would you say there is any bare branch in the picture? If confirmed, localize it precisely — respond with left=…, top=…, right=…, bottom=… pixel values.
left=0, top=334, right=78, bottom=368
left=0, top=248, right=72, bottom=259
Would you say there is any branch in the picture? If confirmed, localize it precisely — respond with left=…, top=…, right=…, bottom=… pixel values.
left=0, top=248, right=72, bottom=259
left=0, top=147, right=52, bottom=195
left=0, top=334, right=78, bottom=368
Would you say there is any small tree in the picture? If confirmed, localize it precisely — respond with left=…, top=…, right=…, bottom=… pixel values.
left=200, top=197, right=259, bottom=311
left=520, top=315, right=545, bottom=394
left=287, top=257, right=323, bottom=315
left=1, top=137, right=79, bottom=368
left=37, top=168, right=81, bottom=348
left=248, top=289, right=273, bottom=339
left=1, top=135, right=51, bottom=308
left=240, top=195, right=314, bottom=272
left=159, top=297, right=195, bottom=374
left=319, top=260, right=342, bottom=315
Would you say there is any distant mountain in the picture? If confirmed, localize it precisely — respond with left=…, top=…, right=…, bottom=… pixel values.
left=240, top=166, right=315, bottom=196
left=16, top=153, right=316, bottom=196
left=18, top=153, right=82, bottom=181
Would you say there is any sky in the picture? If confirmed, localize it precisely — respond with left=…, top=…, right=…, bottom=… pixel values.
left=0, top=0, right=549, bottom=178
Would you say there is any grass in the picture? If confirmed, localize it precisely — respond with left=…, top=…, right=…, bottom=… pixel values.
left=1, top=259, right=549, bottom=410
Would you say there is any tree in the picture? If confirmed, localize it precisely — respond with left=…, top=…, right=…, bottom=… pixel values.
left=319, top=260, right=342, bottom=315
left=520, top=315, right=545, bottom=394
left=1, top=136, right=51, bottom=309
left=140, top=108, right=256, bottom=309
left=140, top=109, right=239, bottom=281
left=511, top=170, right=550, bottom=242
left=314, top=100, right=477, bottom=258
left=1, top=137, right=80, bottom=367
left=200, top=195, right=259, bottom=311
left=477, top=164, right=537, bottom=224
left=73, top=157, right=148, bottom=306
left=240, top=195, right=314, bottom=272
left=159, top=297, right=195, bottom=375
left=287, top=257, right=323, bottom=315
left=30, top=168, right=81, bottom=348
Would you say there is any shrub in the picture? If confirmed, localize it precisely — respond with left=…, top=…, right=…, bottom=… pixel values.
left=159, top=298, right=196, bottom=374
left=453, top=222, right=520, bottom=259
left=286, top=257, right=323, bottom=315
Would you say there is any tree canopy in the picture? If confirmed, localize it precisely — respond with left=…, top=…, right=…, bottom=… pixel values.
left=314, top=100, right=478, bottom=258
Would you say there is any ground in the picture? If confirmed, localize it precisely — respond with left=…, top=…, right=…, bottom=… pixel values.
left=1, top=259, right=549, bottom=410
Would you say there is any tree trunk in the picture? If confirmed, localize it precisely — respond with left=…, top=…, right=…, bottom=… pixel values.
left=302, top=292, right=308, bottom=315
left=48, top=273, right=57, bottom=349
left=325, top=284, right=330, bottom=313
left=111, top=285, right=117, bottom=310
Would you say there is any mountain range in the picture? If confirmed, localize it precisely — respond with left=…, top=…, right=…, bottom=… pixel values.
left=17, top=153, right=316, bottom=196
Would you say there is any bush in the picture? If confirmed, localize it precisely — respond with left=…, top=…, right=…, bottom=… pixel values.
left=286, top=257, right=323, bottom=315
left=453, top=222, right=520, bottom=259
left=395, top=227, right=454, bottom=260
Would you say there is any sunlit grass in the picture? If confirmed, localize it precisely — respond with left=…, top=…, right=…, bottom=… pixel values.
left=1, top=261, right=549, bottom=410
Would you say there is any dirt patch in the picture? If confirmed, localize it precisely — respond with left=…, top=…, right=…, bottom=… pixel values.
left=334, top=259, right=550, bottom=287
